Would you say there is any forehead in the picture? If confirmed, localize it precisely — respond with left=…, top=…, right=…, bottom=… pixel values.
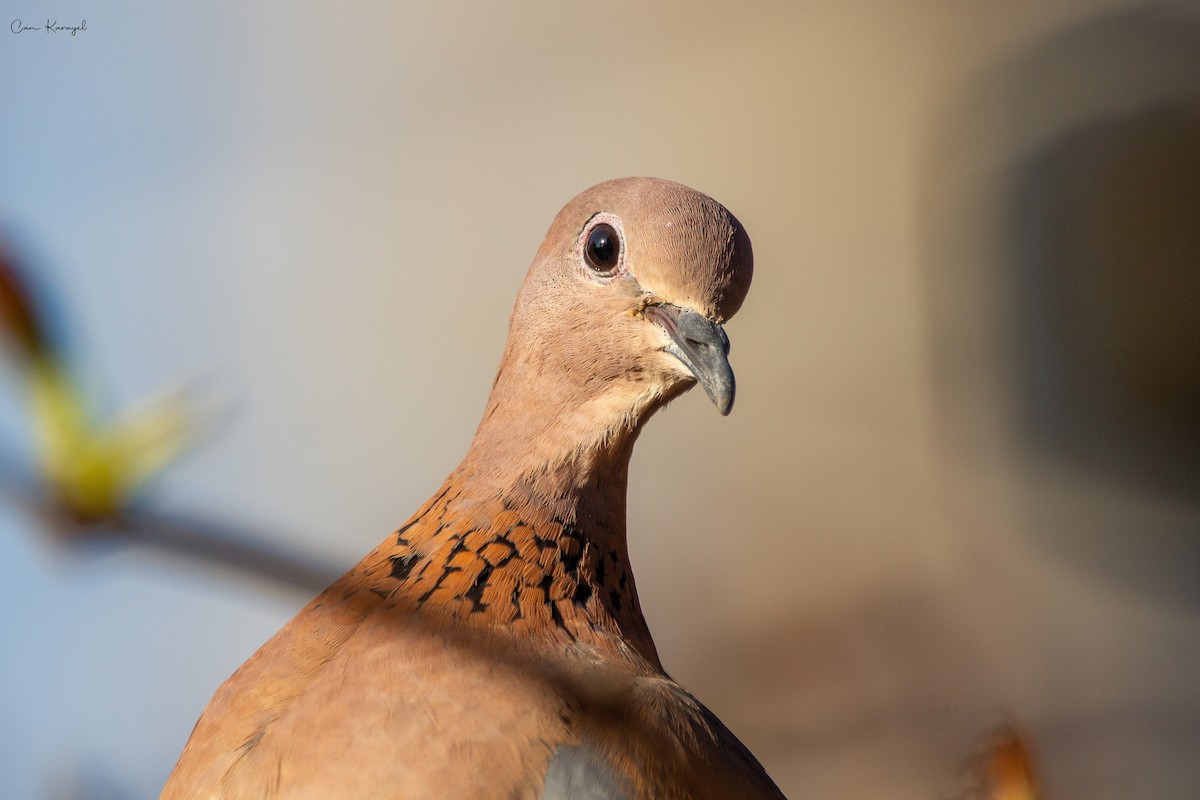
left=546, top=178, right=752, bottom=320
left=563, top=178, right=729, bottom=234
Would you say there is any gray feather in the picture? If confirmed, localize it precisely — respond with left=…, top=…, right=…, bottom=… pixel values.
left=541, top=743, right=633, bottom=800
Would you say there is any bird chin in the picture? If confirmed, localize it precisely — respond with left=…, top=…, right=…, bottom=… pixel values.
left=655, top=347, right=698, bottom=380
left=650, top=351, right=701, bottom=398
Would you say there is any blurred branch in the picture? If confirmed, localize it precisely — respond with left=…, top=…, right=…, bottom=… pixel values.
left=111, top=506, right=343, bottom=594
left=1, top=446, right=340, bottom=594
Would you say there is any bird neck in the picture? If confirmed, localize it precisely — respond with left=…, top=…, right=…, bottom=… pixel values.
left=459, top=383, right=650, bottom=527
left=367, top=352, right=666, bottom=667
left=463, top=336, right=666, bottom=494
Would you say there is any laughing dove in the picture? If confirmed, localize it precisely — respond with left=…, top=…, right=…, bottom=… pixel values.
left=162, top=177, right=785, bottom=799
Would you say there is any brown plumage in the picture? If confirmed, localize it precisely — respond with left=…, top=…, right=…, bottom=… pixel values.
left=161, top=177, right=783, bottom=799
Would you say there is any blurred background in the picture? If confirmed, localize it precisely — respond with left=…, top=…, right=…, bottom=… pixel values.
left=2, top=1, right=1198, bottom=797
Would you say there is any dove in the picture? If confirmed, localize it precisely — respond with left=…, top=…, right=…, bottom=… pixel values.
left=162, top=177, right=785, bottom=799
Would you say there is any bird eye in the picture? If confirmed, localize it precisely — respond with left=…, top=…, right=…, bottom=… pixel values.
left=584, top=223, right=620, bottom=275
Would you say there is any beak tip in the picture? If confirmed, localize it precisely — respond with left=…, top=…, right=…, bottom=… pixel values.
left=712, top=386, right=734, bottom=416
left=698, top=372, right=734, bottom=416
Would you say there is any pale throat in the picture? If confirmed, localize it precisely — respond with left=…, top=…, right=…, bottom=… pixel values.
left=456, top=352, right=669, bottom=537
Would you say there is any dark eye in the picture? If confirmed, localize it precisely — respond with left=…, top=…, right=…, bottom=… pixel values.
left=584, top=223, right=620, bottom=274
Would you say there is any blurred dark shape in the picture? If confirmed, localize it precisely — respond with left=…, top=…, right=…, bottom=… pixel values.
left=922, top=6, right=1200, bottom=607
left=0, top=244, right=50, bottom=359
left=1012, top=102, right=1200, bottom=501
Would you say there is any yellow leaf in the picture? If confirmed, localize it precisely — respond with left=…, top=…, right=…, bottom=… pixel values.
left=25, top=354, right=203, bottom=520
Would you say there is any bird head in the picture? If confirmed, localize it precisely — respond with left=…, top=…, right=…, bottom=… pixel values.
left=507, top=177, right=753, bottom=424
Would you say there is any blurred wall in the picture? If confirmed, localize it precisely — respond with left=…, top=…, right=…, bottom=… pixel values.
left=1, top=2, right=1198, bottom=798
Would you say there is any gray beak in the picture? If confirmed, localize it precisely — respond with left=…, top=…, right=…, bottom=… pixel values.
left=643, top=304, right=735, bottom=415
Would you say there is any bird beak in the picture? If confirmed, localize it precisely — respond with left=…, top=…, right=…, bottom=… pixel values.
left=643, top=304, right=736, bottom=415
